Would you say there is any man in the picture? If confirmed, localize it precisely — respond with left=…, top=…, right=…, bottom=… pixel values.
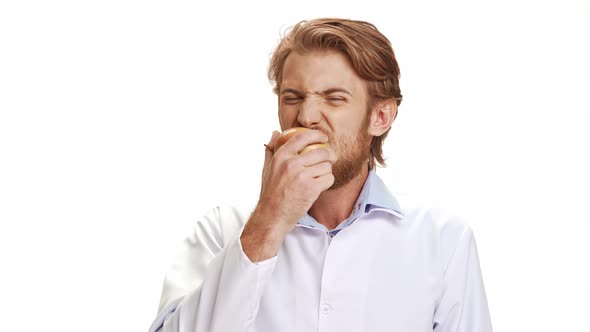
left=149, top=18, right=492, bottom=332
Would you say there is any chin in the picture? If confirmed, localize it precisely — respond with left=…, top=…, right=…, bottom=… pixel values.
left=328, top=162, right=367, bottom=190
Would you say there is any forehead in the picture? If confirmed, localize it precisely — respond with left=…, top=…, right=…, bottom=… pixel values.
left=281, top=50, right=367, bottom=95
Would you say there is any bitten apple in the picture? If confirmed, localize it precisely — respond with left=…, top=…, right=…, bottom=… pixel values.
left=274, top=127, right=329, bottom=154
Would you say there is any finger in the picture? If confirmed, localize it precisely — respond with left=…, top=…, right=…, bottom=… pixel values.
left=314, top=172, right=335, bottom=191
left=267, top=130, right=281, bottom=151
left=280, top=129, right=329, bottom=155
left=306, top=161, right=333, bottom=178
left=262, top=130, right=279, bottom=182
left=299, top=145, right=337, bottom=167
left=263, top=131, right=280, bottom=172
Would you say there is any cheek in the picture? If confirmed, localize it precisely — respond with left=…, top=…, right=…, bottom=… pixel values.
left=277, top=107, right=289, bottom=129
left=278, top=109, right=285, bottom=130
left=278, top=106, right=299, bottom=129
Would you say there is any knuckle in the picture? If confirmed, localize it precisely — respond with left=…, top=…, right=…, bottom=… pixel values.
left=284, top=158, right=299, bottom=173
left=295, top=170, right=307, bottom=182
left=292, top=132, right=307, bottom=144
left=272, top=151, right=285, bottom=162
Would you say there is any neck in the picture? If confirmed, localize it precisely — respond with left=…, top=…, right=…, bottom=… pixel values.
left=308, top=165, right=370, bottom=230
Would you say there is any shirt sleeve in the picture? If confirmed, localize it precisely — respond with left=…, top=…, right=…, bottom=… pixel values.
left=433, top=227, right=493, bottom=332
left=156, top=206, right=249, bottom=313
left=148, top=205, right=274, bottom=332
left=156, top=234, right=277, bottom=332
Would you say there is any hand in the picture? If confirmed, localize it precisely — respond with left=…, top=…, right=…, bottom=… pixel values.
left=260, top=128, right=336, bottom=229
left=241, top=129, right=337, bottom=262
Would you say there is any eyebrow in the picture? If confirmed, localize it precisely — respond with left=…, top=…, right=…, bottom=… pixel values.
left=281, top=87, right=353, bottom=97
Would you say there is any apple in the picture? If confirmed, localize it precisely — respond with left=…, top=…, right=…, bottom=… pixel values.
left=274, top=127, right=329, bottom=154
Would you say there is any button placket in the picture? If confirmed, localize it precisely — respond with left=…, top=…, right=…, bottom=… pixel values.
left=320, top=302, right=332, bottom=315
left=319, top=231, right=341, bottom=330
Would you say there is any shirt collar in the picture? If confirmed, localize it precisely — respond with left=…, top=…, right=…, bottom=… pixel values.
left=352, top=169, right=404, bottom=219
left=298, top=170, right=405, bottom=232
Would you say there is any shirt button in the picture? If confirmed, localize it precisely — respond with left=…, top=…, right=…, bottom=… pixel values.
left=321, top=303, right=332, bottom=314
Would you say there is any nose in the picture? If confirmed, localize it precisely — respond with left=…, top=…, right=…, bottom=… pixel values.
left=297, top=96, right=322, bottom=128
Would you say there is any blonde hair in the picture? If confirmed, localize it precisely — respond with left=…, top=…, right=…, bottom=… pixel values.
left=268, top=18, right=403, bottom=169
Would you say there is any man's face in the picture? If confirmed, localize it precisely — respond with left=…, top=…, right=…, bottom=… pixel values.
left=278, top=49, right=372, bottom=189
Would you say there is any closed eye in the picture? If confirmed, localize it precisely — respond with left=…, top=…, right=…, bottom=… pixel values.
left=327, top=97, right=347, bottom=102
left=283, top=96, right=303, bottom=104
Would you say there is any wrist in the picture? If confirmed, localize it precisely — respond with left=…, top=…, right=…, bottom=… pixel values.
left=240, top=210, right=290, bottom=263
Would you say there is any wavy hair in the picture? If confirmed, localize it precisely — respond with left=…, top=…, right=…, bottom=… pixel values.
left=268, top=18, right=402, bottom=169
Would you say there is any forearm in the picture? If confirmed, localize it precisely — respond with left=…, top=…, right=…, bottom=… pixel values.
left=240, top=209, right=289, bottom=262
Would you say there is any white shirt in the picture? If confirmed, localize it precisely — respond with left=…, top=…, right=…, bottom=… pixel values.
left=150, top=172, right=492, bottom=332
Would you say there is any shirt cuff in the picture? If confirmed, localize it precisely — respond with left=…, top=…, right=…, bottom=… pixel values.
left=236, top=231, right=279, bottom=268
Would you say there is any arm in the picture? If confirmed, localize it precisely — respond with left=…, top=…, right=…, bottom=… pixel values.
left=149, top=205, right=254, bottom=332
left=149, top=129, right=336, bottom=331
left=155, top=232, right=278, bottom=332
left=433, top=227, right=493, bottom=331
left=155, top=206, right=248, bottom=314
left=148, top=206, right=286, bottom=332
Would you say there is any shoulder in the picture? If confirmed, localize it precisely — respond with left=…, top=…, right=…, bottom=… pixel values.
left=194, top=204, right=254, bottom=246
left=395, top=192, right=476, bottom=265
left=397, top=192, right=470, bottom=229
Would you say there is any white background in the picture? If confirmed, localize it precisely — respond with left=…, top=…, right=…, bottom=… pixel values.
left=1, top=0, right=589, bottom=331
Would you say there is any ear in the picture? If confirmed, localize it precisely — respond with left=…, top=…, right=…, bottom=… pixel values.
left=367, top=98, right=398, bottom=137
